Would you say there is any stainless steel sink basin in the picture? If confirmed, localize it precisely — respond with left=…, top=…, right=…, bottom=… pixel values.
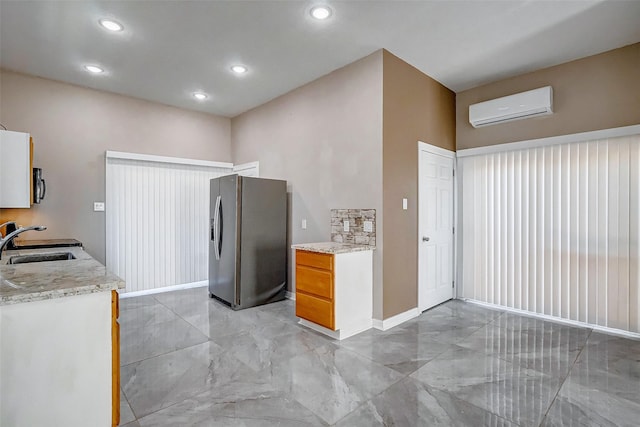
left=8, top=252, right=77, bottom=265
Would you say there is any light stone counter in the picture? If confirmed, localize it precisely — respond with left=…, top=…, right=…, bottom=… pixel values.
left=0, top=246, right=124, bottom=306
left=291, top=241, right=375, bottom=254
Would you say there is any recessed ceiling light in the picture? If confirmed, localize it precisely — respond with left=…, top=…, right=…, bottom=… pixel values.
left=193, top=92, right=208, bottom=101
left=310, top=5, right=332, bottom=20
left=99, top=19, right=123, bottom=32
left=231, top=65, right=248, bottom=74
left=84, top=65, right=104, bottom=74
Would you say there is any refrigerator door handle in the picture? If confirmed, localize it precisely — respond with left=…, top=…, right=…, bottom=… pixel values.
left=213, top=195, right=221, bottom=260
left=40, top=178, right=46, bottom=200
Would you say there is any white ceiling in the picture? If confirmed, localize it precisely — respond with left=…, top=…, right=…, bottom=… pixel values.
left=1, top=1, right=639, bottom=118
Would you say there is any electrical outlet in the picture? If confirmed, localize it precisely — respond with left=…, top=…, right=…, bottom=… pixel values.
left=343, top=220, right=349, bottom=232
left=402, top=198, right=408, bottom=210
left=93, top=202, right=105, bottom=212
left=364, top=221, right=373, bottom=232
left=302, top=219, right=307, bottom=229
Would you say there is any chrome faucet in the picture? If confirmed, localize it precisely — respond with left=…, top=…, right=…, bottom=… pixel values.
left=0, top=225, right=47, bottom=260
left=0, top=221, right=16, bottom=237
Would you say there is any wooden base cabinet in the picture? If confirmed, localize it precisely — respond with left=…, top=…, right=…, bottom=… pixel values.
left=112, top=290, right=120, bottom=427
left=295, top=248, right=373, bottom=340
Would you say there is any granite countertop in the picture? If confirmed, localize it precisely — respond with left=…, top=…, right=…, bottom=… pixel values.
left=0, top=247, right=124, bottom=306
left=292, top=242, right=375, bottom=254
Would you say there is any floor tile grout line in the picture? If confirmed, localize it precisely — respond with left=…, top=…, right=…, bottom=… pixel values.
left=537, top=327, right=594, bottom=426
left=156, top=300, right=208, bottom=336
left=120, top=310, right=299, bottom=370
left=336, top=337, right=453, bottom=377
left=120, top=338, right=210, bottom=369
left=326, top=371, right=518, bottom=426
left=396, top=374, right=523, bottom=427
left=124, top=380, right=208, bottom=425
left=274, top=389, right=333, bottom=426
left=274, top=341, right=408, bottom=426
left=328, top=377, right=403, bottom=426
left=151, top=293, right=295, bottom=340
left=120, top=385, right=138, bottom=424
left=409, top=370, right=526, bottom=426
left=124, top=344, right=265, bottom=423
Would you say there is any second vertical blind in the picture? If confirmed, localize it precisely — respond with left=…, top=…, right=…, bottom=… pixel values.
left=460, top=134, right=640, bottom=333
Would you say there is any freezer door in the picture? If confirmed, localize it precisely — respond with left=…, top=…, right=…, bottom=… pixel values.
left=237, top=176, right=287, bottom=309
left=208, top=175, right=239, bottom=305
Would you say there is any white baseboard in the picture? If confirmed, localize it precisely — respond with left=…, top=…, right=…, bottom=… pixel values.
left=372, top=307, right=420, bottom=331
left=463, top=299, right=640, bottom=340
left=298, top=318, right=372, bottom=340
left=285, top=291, right=295, bottom=300
left=119, top=280, right=208, bottom=298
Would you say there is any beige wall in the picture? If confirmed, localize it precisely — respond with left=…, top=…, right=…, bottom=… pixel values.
left=0, top=70, right=231, bottom=263
left=231, top=52, right=385, bottom=318
left=457, top=42, right=640, bottom=150
left=381, top=50, right=456, bottom=318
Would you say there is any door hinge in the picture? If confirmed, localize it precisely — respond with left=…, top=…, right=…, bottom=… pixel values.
left=452, top=281, right=455, bottom=288
left=452, top=226, right=455, bottom=234
left=453, top=169, right=455, bottom=177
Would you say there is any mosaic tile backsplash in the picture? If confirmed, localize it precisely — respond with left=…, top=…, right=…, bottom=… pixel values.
left=331, top=209, right=376, bottom=246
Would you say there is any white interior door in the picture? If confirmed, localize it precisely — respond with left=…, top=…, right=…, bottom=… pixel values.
left=419, top=143, right=455, bottom=311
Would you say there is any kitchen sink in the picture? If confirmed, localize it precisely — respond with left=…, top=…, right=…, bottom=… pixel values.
left=8, top=252, right=77, bottom=265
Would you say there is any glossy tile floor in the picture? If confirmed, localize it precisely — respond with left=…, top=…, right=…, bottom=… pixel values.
left=118, top=287, right=640, bottom=426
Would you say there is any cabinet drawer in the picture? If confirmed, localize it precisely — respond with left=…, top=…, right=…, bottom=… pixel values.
left=296, top=292, right=334, bottom=330
left=296, top=265, right=333, bottom=299
left=296, top=250, right=333, bottom=271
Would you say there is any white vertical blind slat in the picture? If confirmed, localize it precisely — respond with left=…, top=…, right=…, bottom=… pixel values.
left=619, top=140, right=631, bottom=330
left=569, top=143, right=579, bottom=320
left=460, top=134, right=640, bottom=333
left=607, top=143, right=620, bottom=329
left=507, top=151, right=515, bottom=308
left=513, top=151, right=522, bottom=310
left=631, top=139, right=640, bottom=332
left=543, top=146, right=554, bottom=316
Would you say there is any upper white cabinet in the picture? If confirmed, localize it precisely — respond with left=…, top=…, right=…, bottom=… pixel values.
left=0, top=130, right=32, bottom=208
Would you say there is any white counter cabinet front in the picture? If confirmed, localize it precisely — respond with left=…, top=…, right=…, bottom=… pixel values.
left=292, top=242, right=374, bottom=340
left=0, top=247, right=123, bottom=427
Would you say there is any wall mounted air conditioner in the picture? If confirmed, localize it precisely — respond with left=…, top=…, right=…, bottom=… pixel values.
left=469, top=86, right=553, bottom=128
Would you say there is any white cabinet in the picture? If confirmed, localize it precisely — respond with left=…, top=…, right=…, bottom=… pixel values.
left=0, top=291, right=114, bottom=426
left=0, top=130, right=32, bottom=208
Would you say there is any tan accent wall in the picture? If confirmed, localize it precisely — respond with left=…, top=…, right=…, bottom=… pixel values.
left=382, top=50, right=456, bottom=318
left=0, top=69, right=231, bottom=263
left=457, top=43, right=640, bottom=150
left=231, top=52, right=384, bottom=318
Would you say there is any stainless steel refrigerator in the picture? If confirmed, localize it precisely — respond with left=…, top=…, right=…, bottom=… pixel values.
left=208, top=174, right=287, bottom=310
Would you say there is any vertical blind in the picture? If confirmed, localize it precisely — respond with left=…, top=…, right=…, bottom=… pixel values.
left=106, top=157, right=232, bottom=293
left=460, top=134, right=640, bottom=333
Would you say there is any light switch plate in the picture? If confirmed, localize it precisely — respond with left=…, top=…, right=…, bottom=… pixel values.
left=301, top=219, right=307, bottom=229
left=364, top=221, right=373, bottom=232
left=93, top=202, right=105, bottom=212
left=343, top=220, right=350, bottom=232
left=402, top=198, right=408, bottom=210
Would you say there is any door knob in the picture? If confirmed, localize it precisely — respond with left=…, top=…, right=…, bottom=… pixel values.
left=422, top=237, right=430, bottom=242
